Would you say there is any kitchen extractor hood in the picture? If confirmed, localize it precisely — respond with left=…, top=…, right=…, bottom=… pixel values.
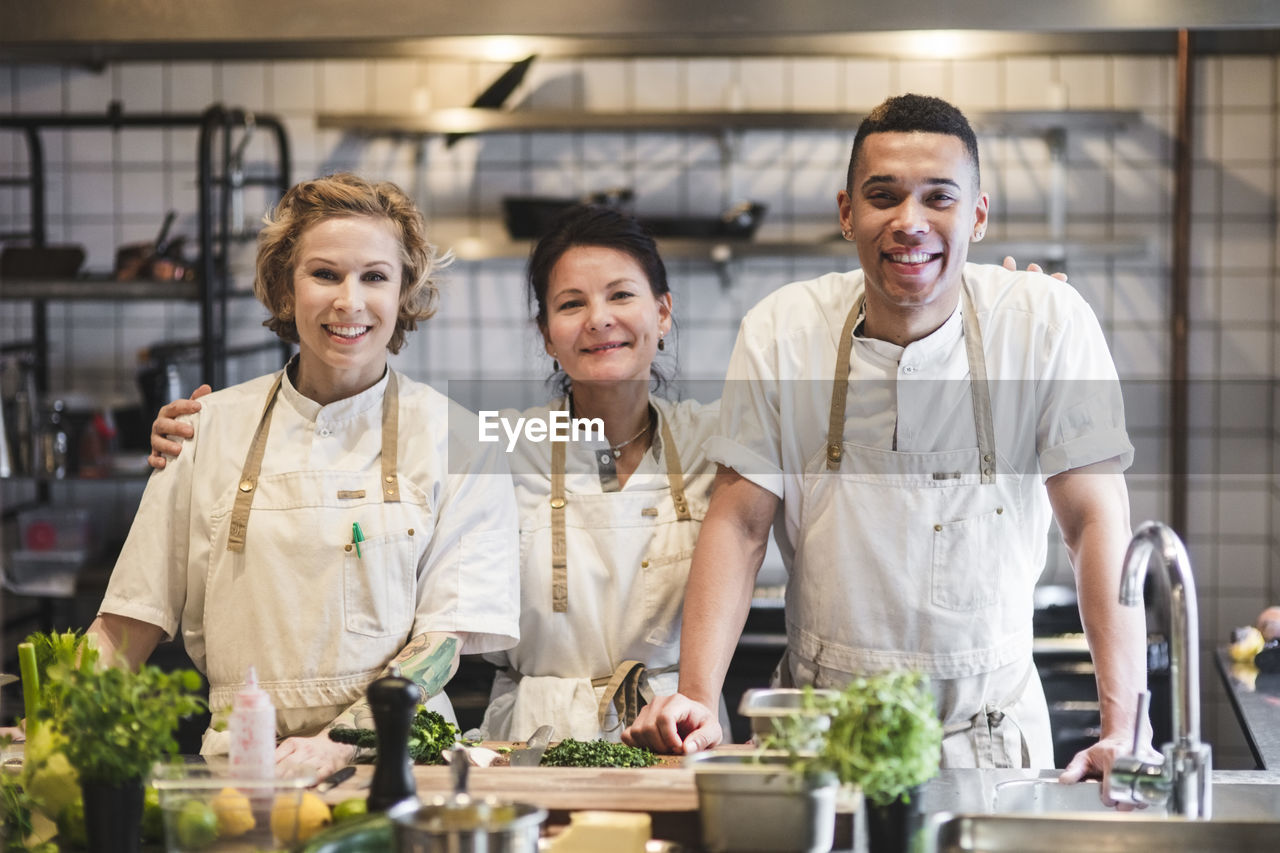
left=2, top=0, right=1280, bottom=62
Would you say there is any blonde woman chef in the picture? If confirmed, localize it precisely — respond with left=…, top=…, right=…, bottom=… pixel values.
left=94, top=174, right=520, bottom=778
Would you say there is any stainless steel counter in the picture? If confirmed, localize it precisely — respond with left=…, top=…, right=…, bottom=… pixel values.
left=1215, top=647, right=1280, bottom=770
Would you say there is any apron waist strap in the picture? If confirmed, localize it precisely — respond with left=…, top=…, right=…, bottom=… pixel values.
left=591, top=660, right=678, bottom=732
left=940, top=662, right=1035, bottom=768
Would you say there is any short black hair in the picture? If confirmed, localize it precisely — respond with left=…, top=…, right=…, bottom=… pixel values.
left=845, top=94, right=981, bottom=192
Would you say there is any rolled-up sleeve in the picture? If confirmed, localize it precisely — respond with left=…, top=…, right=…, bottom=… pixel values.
left=706, top=318, right=787, bottom=498
left=97, top=415, right=199, bottom=641
left=1036, top=291, right=1135, bottom=478
left=412, top=401, right=520, bottom=655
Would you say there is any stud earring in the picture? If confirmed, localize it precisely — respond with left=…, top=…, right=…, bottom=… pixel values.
left=658, top=336, right=665, bottom=351
left=842, top=229, right=853, bottom=241
left=973, top=230, right=985, bottom=242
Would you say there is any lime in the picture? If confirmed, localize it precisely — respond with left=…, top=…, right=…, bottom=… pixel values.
left=175, top=798, right=219, bottom=849
left=141, top=786, right=164, bottom=843
left=332, top=796, right=368, bottom=823
left=55, top=796, right=87, bottom=848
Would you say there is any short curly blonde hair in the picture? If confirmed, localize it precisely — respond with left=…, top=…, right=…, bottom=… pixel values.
left=254, top=172, right=445, bottom=354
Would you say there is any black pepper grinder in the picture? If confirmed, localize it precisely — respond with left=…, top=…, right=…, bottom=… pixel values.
left=366, top=672, right=423, bottom=813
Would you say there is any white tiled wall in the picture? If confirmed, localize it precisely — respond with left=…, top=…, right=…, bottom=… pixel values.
left=3, top=51, right=1278, bottom=768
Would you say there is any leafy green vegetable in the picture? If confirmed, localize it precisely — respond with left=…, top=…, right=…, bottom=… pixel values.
left=328, top=706, right=458, bottom=764
left=765, top=673, right=942, bottom=807
left=539, top=738, right=657, bottom=768
left=44, top=661, right=205, bottom=786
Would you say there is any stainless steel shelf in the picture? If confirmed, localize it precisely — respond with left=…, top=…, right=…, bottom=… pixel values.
left=0, top=277, right=259, bottom=301
left=434, top=229, right=1149, bottom=265
left=318, top=108, right=1141, bottom=137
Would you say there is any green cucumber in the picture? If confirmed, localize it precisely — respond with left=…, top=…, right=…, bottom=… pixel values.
left=293, top=811, right=394, bottom=852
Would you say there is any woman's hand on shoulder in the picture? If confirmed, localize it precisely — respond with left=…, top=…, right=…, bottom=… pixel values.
left=1002, top=255, right=1068, bottom=282
left=147, top=384, right=212, bottom=469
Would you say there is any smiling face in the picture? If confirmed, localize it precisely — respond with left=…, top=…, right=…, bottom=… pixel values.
left=838, top=131, right=989, bottom=342
left=291, top=215, right=403, bottom=404
left=541, top=245, right=672, bottom=387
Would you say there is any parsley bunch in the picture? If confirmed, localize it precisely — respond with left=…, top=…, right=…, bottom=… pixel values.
left=539, top=738, right=657, bottom=768
left=811, top=672, right=942, bottom=807
left=44, top=662, right=205, bottom=786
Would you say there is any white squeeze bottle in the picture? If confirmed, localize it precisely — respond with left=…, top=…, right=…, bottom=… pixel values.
left=229, top=666, right=276, bottom=779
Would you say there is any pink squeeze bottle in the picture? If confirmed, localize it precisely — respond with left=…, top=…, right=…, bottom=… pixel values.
left=228, top=666, right=276, bottom=779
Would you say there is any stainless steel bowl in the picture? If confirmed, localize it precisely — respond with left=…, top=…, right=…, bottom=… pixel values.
left=393, top=796, right=547, bottom=853
left=737, top=688, right=839, bottom=750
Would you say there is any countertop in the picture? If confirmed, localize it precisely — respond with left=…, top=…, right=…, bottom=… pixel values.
left=315, top=758, right=1280, bottom=852
left=1215, top=646, right=1280, bottom=770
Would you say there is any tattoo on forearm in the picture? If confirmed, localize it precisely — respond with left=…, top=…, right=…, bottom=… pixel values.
left=327, top=635, right=460, bottom=742
left=397, top=636, right=459, bottom=698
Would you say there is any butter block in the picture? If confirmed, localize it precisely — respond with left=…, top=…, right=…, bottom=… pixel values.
left=548, top=810, right=651, bottom=853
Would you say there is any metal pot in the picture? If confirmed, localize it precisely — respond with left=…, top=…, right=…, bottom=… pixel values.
left=392, top=797, right=547, bottom=853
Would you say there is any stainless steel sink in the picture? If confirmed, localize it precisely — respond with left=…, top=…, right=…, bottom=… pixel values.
left=927, top=813, right=1279, bottom=853
left=992, top=777, right=1280, bottom=820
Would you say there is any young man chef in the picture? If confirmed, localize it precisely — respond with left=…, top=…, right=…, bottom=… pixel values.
left=624, top=94, right=1148, bottom=800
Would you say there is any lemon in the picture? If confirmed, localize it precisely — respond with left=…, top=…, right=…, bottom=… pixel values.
left=175, top=798, right=219, bottom=849
left=211, top=786, right=256, bottom=837
left=332, top=796, right=368, bottom=823
left=271, top=791, right=331, bottom=843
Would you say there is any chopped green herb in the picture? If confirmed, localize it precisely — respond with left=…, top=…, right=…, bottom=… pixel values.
left=539, top=738, right=657, bottom=768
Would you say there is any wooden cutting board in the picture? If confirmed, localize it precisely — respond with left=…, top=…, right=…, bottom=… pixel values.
left=316, top=744, right=761, bottom=811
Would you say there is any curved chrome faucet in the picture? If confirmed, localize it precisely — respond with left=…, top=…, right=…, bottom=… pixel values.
left=1108, top=520, right=1212, bottom=818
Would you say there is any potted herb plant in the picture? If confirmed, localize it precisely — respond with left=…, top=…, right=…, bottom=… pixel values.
left=768, top=672, right=943, bottom=853
left=39, top=642, right=204, bottom=853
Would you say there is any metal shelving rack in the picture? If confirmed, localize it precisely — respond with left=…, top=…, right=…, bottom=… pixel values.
left=0, top=102, right=293, bottom=392
left=318, top=106, right=1149, bottom=269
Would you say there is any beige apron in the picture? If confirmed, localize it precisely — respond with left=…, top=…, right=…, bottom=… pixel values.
left=781, top=281, right=1053, bottom=768
left=479, top=404, right=729, bottom=742
left=198, top=370, right=453, bottom=755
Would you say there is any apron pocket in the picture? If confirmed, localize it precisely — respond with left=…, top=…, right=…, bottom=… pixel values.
left=931, top=508, right=1002, bottom=612
left=643, top=547, right=694, bottom=646
left=344, top=527, right=416, bottom=637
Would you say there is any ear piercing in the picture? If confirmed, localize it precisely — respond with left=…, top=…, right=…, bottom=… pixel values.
left=658, top=336, right=666, bottom=351
left=841, top=229, right=853, bottom=241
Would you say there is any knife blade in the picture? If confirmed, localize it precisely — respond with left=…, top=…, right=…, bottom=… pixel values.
left=510, top=724, right=554, bottom=767
left=313, top=765, right=356, bottom=792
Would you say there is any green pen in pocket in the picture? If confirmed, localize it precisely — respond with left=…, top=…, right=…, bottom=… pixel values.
left=352, top=522, right=365, bottom=558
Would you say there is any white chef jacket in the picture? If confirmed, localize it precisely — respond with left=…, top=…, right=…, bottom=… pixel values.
left=477, top=396, right=722, bottom=741
left=709, top=262, right=1133, bottom=577
left=707, top=263, right=1133, bottom=767
left=99, top=366, right=521, bottom=737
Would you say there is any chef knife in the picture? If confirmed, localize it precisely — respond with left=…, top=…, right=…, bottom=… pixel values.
left=509, top=724, right=554, bottom=767
left=313, top=765, right=356, bottom=793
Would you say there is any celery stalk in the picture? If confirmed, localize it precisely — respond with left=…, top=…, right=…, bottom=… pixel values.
left=17, top=641, right=39, bottom=736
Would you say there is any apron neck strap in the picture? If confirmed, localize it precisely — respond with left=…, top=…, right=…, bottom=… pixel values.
left=825, top=279, right=997, bottom=484
left=550, top=425, right=569, bottom=614
left=380, top=370, right=401, bottom=501
left=226, top=372, right=285, bottom=553
left=659, top=407, right=692, bottom=521
left=226, top=367, right=400, bottom=553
